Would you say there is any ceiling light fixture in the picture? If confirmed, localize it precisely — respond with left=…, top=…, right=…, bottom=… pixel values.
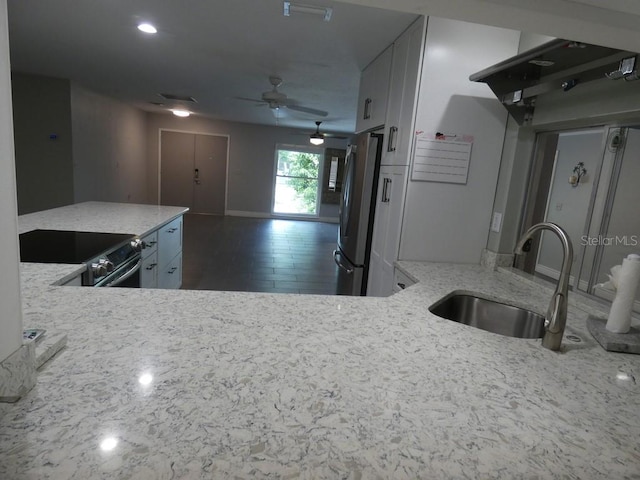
left=171, top=109, right=190, bottom=118
left=137, top=23, right=157, bottom=34
left=309, top=121, right=325, bottom=145
left=283, top=2, right=333, bottom=21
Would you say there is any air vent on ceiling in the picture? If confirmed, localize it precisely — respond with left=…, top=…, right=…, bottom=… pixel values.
left=283, top=1, right=333, bottom=22
left=158, top=93, right=197, bottom=103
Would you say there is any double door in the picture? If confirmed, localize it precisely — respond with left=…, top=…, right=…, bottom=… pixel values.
left=160, top=131, right=228, bottom=214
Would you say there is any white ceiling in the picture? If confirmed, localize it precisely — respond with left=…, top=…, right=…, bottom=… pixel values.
left=7, top=0, right=418, bottom=133
left=8, top=0, right=640, bottom=135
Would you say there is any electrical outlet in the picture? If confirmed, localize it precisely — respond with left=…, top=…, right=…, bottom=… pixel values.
left=491, top=212, right=502, bottom=233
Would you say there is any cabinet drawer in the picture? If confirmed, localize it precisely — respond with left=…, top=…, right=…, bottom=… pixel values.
left=141, top=251, right=158, bottom=289
left=141, top=231, right=158, bottom=259
left=158, top=216, right=182, bottom=268
left=158, top=253, right=182, bottom=290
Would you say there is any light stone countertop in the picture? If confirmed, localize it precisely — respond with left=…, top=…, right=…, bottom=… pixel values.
left=17, top=201, right=188, bottom=236
left=1, top=203, right=639, bottom=479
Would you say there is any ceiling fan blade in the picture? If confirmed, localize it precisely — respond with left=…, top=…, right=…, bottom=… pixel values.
left=325, top=133, right=349, bottom=140
left=287, top=104, right=328, bottom=117
left=235, top=96, right=266, bottom=104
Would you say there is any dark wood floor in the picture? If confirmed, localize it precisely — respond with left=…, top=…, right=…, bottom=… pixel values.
left=181, top=214, right=341, bottom=294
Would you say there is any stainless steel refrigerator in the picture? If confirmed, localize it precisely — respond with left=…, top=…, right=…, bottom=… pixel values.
left=333, top=131, right=384, bottom=295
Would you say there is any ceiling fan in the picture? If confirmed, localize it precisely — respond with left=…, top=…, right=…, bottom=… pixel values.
left=236, top=76, right=328, bottom=118
left=307, top=121, right=348, bottom=145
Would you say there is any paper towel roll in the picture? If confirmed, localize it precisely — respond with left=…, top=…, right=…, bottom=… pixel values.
left=606, top=254, right=640, bottom=334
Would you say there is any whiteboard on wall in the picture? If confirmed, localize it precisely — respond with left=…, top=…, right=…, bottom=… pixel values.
left=411, top=137, right=473, bottom=184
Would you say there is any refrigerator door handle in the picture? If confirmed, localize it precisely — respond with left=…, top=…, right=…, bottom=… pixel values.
left=333, top=250, right=355, bottom=274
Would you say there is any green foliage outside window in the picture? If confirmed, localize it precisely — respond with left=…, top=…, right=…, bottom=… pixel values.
left=276, top=150, right=321, bottom=214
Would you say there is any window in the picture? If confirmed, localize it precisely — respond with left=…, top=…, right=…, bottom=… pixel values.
left=272, top=145, right=323, bottom=216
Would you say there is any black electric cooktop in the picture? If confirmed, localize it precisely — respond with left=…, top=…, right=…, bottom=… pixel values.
left=19, top=230, right=136, bottom=264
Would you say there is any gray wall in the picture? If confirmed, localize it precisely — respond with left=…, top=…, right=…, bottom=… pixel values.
left=11, top=73, right=74, bottom=214
left=536, top=129, right=604, bottom=280
left=146, top=113, right=349, bottom=220
left=70, top=84, right=148, bottom=204
left=11, top=73, right=346, bottom=219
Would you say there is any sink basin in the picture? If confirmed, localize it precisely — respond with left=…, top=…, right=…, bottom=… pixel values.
left=429, top=293, right=545, bottom=339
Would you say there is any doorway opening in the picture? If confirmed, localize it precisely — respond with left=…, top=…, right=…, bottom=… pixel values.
left=272, top=145, right=323, bottom=216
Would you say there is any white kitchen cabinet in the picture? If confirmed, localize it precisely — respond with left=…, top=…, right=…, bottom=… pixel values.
left=355, top=45, right=392, bottom=134
left=367, top=165, right=409, bottom=297
left=158, top=251, right=182, bottom=290
left=140, top=230, right=158, bottom=288
left=381, top=16, right=426, bottom=166
left=155, top=215, right=183, bottom=289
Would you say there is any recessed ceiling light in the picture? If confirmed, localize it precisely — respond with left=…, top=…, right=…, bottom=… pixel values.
left=171, top=109, right=190, bottom=118
left=137, top=23, right=157, bottom=34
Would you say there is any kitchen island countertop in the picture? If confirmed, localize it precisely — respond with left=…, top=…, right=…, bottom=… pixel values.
left=1, top=202, right=639, bottom=479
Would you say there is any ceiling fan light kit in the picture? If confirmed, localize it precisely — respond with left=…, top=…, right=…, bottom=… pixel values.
left=171, top=109, right=190, bottom=117
left=309, top=121, right=325, bottom=145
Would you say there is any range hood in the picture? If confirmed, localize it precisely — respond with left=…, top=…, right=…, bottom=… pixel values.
left=470, top=38, right=639, bottom=125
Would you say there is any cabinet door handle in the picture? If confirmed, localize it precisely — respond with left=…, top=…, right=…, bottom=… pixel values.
left=387, top=126, right=398, bottom=152
left=397, top=282, right=406, bottom=290
left=363, top=98, right=372, bottom=120
left=167, top=266, right=178, bottom=274
left=167, top=227, right=178, bottom=233
left=381, top=178, right=388, bottom=203
left=381, top=178, right=392, bottom=203
left=145, top=263, right=157, bottom=271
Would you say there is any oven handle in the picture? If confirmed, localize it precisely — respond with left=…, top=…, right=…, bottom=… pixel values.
left=104, top=258, right=142, bottom=287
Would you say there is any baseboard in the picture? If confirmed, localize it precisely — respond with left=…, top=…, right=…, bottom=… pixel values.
left=224, top=210, right=272, bottom=219
left=225, top=210, right=339, bottom=223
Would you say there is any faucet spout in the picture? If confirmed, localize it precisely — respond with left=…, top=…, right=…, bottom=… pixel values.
left=514, top=222, right=573, bottom=351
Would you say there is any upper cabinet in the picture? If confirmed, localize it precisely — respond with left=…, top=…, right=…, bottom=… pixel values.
left=381, top=17, right=427, bottom=166
left=355, top=45, right=393, bottom=134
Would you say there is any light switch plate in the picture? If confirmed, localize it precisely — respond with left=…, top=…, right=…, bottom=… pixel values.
left=491, top=212, right=502, bottom=233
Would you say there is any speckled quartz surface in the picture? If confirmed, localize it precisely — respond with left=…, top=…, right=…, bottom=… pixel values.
left=17, top=201, right=188, bottom=235
left=2, top=204, right=639, bottom=478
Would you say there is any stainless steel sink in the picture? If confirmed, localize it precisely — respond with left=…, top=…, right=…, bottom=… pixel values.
left=429, top=293, right=545, bottom=339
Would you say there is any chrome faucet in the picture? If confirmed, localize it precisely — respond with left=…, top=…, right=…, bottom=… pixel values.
left=514, top=222, right=573, bottom=351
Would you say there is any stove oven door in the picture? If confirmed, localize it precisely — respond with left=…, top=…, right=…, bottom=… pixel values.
left=95, top=255, right=141, bottom=288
